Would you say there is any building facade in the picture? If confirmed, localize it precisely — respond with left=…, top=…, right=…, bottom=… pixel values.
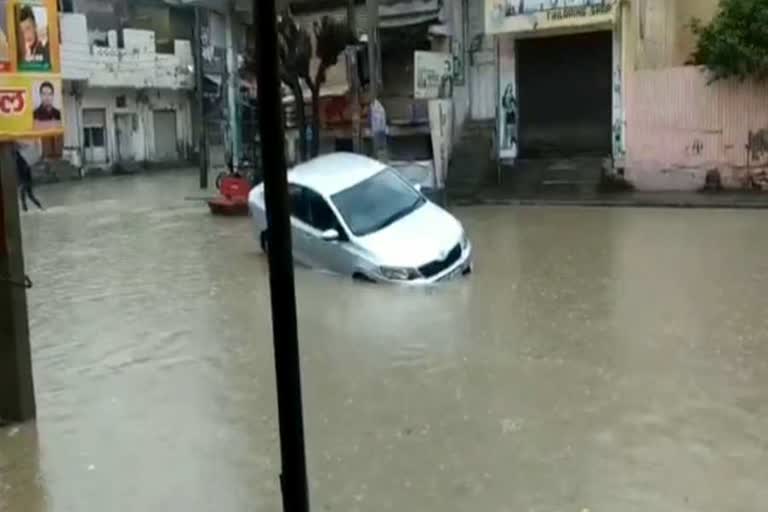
left=58, top=3, right=195, bottom=172
left=445, top=0, right=734, bottom=191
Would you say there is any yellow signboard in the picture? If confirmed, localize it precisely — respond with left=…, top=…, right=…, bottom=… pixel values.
left=0, top=0, right=62, bottom=141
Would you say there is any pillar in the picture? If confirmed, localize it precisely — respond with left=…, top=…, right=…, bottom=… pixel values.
left=0, top=144, right=36, bottom=424
left=225, top=1, right=241, bottom=169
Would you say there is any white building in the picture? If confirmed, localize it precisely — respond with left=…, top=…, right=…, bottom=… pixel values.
left=59, top=11, right=195, bottom=172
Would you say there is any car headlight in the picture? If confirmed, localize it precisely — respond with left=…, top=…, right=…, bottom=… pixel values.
left=380, top=266, right=420, bottom=281
left=460, top=232, right=470, bottom=251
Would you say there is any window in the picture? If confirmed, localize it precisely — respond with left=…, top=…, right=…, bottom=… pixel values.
left=288, top=184, right=311, bottom=225
left=83, top=127, right=105, bottom=148
left=332, top=168, right=425, bottom=237
left=288, top=185, right=342, bottom=233
left=82, top=109, right=106, bottom=148
left=306, top=190, right=339, bottom=232
left=116, top=95, right=127, bottom=108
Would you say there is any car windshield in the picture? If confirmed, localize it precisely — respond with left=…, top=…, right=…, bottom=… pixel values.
left=331, top=168, right=425, bottom=237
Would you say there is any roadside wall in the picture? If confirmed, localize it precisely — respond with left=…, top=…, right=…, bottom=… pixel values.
left=625, top=66, right=768, bottom=190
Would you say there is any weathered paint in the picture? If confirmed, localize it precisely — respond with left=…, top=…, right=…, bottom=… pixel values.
left=626, top=66, right=768, bottom=191
left=59, top=12, right=195, bottom=168
left=61, top=14, right=194, bottom=89
left=611, top=6, right=625, bottom=161
left=72, top=87, right=193, bottom=167
left=624, top=0, right=719, bottom=71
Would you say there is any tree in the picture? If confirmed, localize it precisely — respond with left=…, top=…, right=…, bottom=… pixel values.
left=690, top=0, right=768, bottom=82
left=301, top=16, right=356, bottom=157
left=247, top=12, right=355, bottom=161
left=277, top=13, right=313, bottom=161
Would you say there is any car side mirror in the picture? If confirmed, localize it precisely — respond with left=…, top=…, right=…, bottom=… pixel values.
left=321, top=229, right=340, bottom=242
left=414, top=183, right=424, bottom=193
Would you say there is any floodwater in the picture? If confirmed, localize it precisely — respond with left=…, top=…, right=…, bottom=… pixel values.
left=2, top=170, right=768, bottom=512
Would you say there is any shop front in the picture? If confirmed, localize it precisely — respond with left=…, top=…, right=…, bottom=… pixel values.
left=485, top=0, right=624, bottom=164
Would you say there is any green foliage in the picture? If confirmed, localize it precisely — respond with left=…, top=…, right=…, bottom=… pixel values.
left=690, top=0, right=768, bottom=81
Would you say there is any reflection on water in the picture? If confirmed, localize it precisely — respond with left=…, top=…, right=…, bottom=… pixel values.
left=2, top=171, right=768, bottom=511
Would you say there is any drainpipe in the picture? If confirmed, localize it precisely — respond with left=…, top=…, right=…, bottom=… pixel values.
left=225, top=0, right=240, bottom=170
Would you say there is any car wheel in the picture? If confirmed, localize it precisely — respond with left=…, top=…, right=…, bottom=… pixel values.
left=352, top=272, right=375, bottom=283
left=260, top=231, right=269, bottom=254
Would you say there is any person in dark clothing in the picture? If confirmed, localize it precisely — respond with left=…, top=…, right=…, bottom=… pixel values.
left=15, top=150, right=44, bottom=212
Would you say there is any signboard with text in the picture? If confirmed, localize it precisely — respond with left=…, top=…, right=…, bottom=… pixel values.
left=485, top=0, right=617, bottom=35
left=0, top=0, right=62, bottom=141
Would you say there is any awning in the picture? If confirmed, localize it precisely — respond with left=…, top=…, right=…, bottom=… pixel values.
left=379, top=0, right=441, bottom=28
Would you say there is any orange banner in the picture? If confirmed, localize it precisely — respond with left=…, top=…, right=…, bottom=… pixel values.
left=0, top=0, right=62, bottom=141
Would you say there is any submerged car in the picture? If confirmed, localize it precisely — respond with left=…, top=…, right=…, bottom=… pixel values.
left=249, top=153, right=472, bottom=284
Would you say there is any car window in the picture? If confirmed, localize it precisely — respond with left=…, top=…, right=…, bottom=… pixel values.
left=331, top=168, right=425, bottom=237
left=288, top=184, right=312, bottom=225
left=305, top=190, right=338, bottom=232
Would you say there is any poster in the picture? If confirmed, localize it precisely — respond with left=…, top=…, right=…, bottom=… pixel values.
left=0, top=0, right=62, bottom=141
left=0, top=1, right=10, bottom=72
left=16, top=0, right=51, bottom=71
left=498, top=37, right=517, bottom=160
left=414, top=51, right=452, bottom=100
left=429, top=99, right=452, bottom=189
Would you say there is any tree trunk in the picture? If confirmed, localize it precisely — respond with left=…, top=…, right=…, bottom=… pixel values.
left=288, top=79, right=308, bottom=162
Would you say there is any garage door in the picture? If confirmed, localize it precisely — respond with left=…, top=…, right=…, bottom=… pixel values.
left=153, top=110, right=178, bottom=161
left=517, top=31, right=613, bottom=158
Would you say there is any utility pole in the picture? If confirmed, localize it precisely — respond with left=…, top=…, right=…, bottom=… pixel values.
left=193, top=6, right=209, bottom=189
left=345, top=47, right=362, bottom=154
left=225, top=0, right=241, bottom=171
left=345, top=0, right=362, bottom=153
left=252, top=1, right=310, bottom=512
left=347, top=0, right=356, bottom=35
left=367, top=0, right=381, bottom=156
left=367, top=0, right=379, bottom=101
left=0, top=144, right=36, bottom=424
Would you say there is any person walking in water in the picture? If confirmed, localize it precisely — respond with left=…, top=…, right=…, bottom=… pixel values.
left=15, top=148, right=44, bottom=212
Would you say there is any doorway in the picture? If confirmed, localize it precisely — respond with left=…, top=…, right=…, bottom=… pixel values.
left=470, top=36, right=497, bottom=120
left=115, top=113, right=138, bottom=162
left=153, top=110, right=178, bottom=161
left=82, top=108, right=107, bottom=164
left=516, top=31, right=613, bottom=157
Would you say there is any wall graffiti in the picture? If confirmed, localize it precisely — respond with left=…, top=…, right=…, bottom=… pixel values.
left=685, top=138, right=704, bottom=157
left=498, top=38, right=517, bottom=159
left=748, top=129, right=768, bottom=161
left=500, top=83, right=518, bottom=152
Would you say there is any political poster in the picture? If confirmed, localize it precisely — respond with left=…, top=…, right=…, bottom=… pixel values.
left=0, top=0, right=62, bottom=140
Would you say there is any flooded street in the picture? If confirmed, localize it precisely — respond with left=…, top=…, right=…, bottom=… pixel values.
left=2, top=170, right=768, bottom=511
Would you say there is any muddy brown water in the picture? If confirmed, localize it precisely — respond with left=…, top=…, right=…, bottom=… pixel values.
left=2, top=171, right=768, bottom=511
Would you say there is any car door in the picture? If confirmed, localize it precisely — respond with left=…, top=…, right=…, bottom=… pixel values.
left=303, top=189, right=357, bottom=275
left=288, top=184, right=314, bottom=266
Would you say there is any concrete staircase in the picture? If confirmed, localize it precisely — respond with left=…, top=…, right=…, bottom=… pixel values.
left=447, top=120, right=497, bottom=190
left=500, top=156, right=608, bottom=196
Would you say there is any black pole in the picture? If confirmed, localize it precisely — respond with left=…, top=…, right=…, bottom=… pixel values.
left=0, top=143, right=36, bottom=424
left=193, top=6, right=209, bottom=189
left=251, top=2, right=310, bottom=512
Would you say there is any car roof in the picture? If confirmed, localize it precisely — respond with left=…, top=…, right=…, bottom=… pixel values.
left=288, top=153, right=387, bottom=196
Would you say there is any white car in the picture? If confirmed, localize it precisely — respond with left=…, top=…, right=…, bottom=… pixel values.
left=249, top=153, right=472, bottom=284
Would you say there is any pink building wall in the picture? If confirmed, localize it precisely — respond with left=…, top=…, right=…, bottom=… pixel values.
left=625, top=66, right=768, bottom=191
